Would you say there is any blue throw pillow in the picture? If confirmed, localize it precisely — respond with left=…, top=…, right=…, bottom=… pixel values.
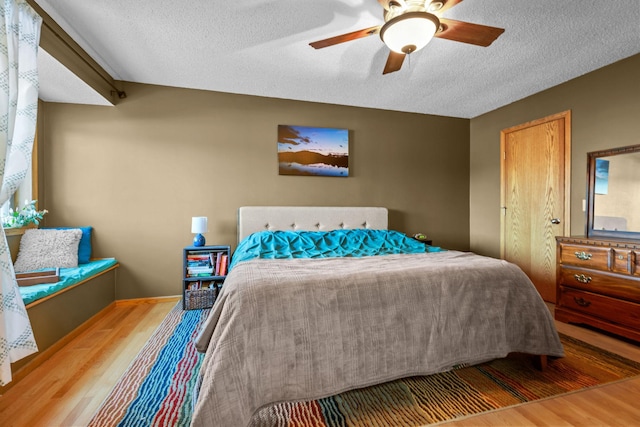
left=44, top=226, right=92, bottom=264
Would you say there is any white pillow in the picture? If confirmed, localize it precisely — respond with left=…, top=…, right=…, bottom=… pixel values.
left=14, top=228, right=83, bottom=273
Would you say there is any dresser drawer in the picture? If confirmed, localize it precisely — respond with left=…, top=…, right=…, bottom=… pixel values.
left=612, top=249, right=635, bottom=275
left=559, top=267, right=640, bottom=303
left=559, top=244, right=610, bottom=270
left=558, top=286, right=640, bottom=330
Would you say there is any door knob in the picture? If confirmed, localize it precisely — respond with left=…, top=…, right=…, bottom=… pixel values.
left=550, top=218, right=561, bottom=224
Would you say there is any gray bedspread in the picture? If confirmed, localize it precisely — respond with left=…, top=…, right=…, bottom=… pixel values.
left=191, top=251, right=564, bottom=427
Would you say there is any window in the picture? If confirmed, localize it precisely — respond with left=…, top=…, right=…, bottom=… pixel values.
left=1, top=133, right=39, bottom=230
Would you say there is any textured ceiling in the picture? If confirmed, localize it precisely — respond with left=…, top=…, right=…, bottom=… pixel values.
left=37, top=49, right=112, bottom=106
left=35, top=0, right=640, bottom=118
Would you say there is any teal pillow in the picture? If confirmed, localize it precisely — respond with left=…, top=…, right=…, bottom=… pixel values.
left=45, top=226, right=92, bottom=264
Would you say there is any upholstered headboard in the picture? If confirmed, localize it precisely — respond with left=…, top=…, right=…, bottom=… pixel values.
left=237, top=206, right=388, bottom=242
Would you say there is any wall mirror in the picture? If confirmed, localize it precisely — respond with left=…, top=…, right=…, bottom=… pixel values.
left=587, top=144, right=640, bottom=239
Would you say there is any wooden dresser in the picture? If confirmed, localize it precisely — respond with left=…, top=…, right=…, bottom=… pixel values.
left=555, top=236, right=640, bottom=342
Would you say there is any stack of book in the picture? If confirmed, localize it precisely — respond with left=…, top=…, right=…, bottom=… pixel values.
left=186, top=250, right=229, bottom=277
left=186, top=251, right=214, bottom=277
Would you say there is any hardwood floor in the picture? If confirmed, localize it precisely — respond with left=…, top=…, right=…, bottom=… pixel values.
left=0, top=299, right=177, bottom=427
left=0, top=300, right=638, bottom=426
left=443, top=317, right=640, bottom=426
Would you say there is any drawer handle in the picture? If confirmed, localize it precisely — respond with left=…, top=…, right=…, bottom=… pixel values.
left=574, top=251, right=592, bottom=261
left=573, top=274, right=592, bottom=284
left=573, top=297, right=592, bottom=307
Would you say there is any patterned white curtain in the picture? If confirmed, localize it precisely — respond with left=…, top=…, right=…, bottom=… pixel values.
left=0, top=0, right=42, bottom=386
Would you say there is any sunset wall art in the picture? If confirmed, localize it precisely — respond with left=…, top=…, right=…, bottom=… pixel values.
left=277, top=125, right=349, bottom=177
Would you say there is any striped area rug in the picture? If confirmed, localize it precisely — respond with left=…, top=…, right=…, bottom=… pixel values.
left=89, top=303, right=640, bottom=427
left=88, top=304, right=209, bottom=427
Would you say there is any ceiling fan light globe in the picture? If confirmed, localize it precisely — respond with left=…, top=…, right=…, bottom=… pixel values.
left=380, top=11, right=439, bottom=54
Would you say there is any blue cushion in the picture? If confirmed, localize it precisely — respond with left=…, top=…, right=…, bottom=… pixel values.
left=19, top=258, right=117, bottom=305
left=44, top=226, right=92, bottom=264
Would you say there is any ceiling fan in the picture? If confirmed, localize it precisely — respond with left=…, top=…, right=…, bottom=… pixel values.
left=309, top=0, right=505, bottom=75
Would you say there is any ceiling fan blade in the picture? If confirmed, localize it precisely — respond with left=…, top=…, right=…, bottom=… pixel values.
left=383, top=51, right=406, bottom=74
left=428, top=0, right=463, bottom=15
left=310, top=25, right=381, bottom=49
left=435, top=18, right=505, bottom=47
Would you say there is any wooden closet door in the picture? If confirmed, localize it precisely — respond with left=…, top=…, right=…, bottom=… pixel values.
left=500, top=111, right=571, bottom=303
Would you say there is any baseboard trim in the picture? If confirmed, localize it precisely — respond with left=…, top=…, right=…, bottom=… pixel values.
left=116, top=295, right=181, bottom=306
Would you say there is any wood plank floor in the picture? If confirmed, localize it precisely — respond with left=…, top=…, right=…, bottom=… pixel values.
left=0, top=300, right=638, bottom=426
left=0, top=299, right=177, bottom=427
left=443, top=317, right=640, bottom=426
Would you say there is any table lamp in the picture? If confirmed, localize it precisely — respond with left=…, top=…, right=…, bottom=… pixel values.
left=191, top=216, right=208, bottom=247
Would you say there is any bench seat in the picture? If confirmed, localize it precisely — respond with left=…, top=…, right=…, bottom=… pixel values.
left=20, top=258, right=118, bottom=306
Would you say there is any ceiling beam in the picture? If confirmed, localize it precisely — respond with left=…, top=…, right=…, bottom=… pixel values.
left=27, top=0, right=126, bottom=103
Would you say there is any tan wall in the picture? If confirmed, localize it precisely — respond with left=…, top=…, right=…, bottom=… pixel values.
left=469, top=54, right=640, bottom=258
left=39, top=83, right=470, bottom=299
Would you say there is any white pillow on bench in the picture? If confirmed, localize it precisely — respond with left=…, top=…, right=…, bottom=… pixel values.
left=14, top=228, right=82, bottom=273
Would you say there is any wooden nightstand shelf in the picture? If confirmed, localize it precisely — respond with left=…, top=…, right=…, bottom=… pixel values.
left=182, top=245, right=230, bottom=310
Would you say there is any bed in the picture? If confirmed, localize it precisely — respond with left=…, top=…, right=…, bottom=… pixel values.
left=191, top=206, right=564, bottom=427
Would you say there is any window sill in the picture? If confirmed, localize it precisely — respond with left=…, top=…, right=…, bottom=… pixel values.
left=4, top=224, right=36, bottom=236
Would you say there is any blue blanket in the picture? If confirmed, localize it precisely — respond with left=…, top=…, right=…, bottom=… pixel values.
left=19, top=258, right=119, bottom=305
left=229, top=229, right=442, bottom=270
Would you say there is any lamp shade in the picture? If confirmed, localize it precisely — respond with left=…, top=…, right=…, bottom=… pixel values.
left=191, top=216, right=208, bottom=234
left=380, top=11, right=439, bottom=54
